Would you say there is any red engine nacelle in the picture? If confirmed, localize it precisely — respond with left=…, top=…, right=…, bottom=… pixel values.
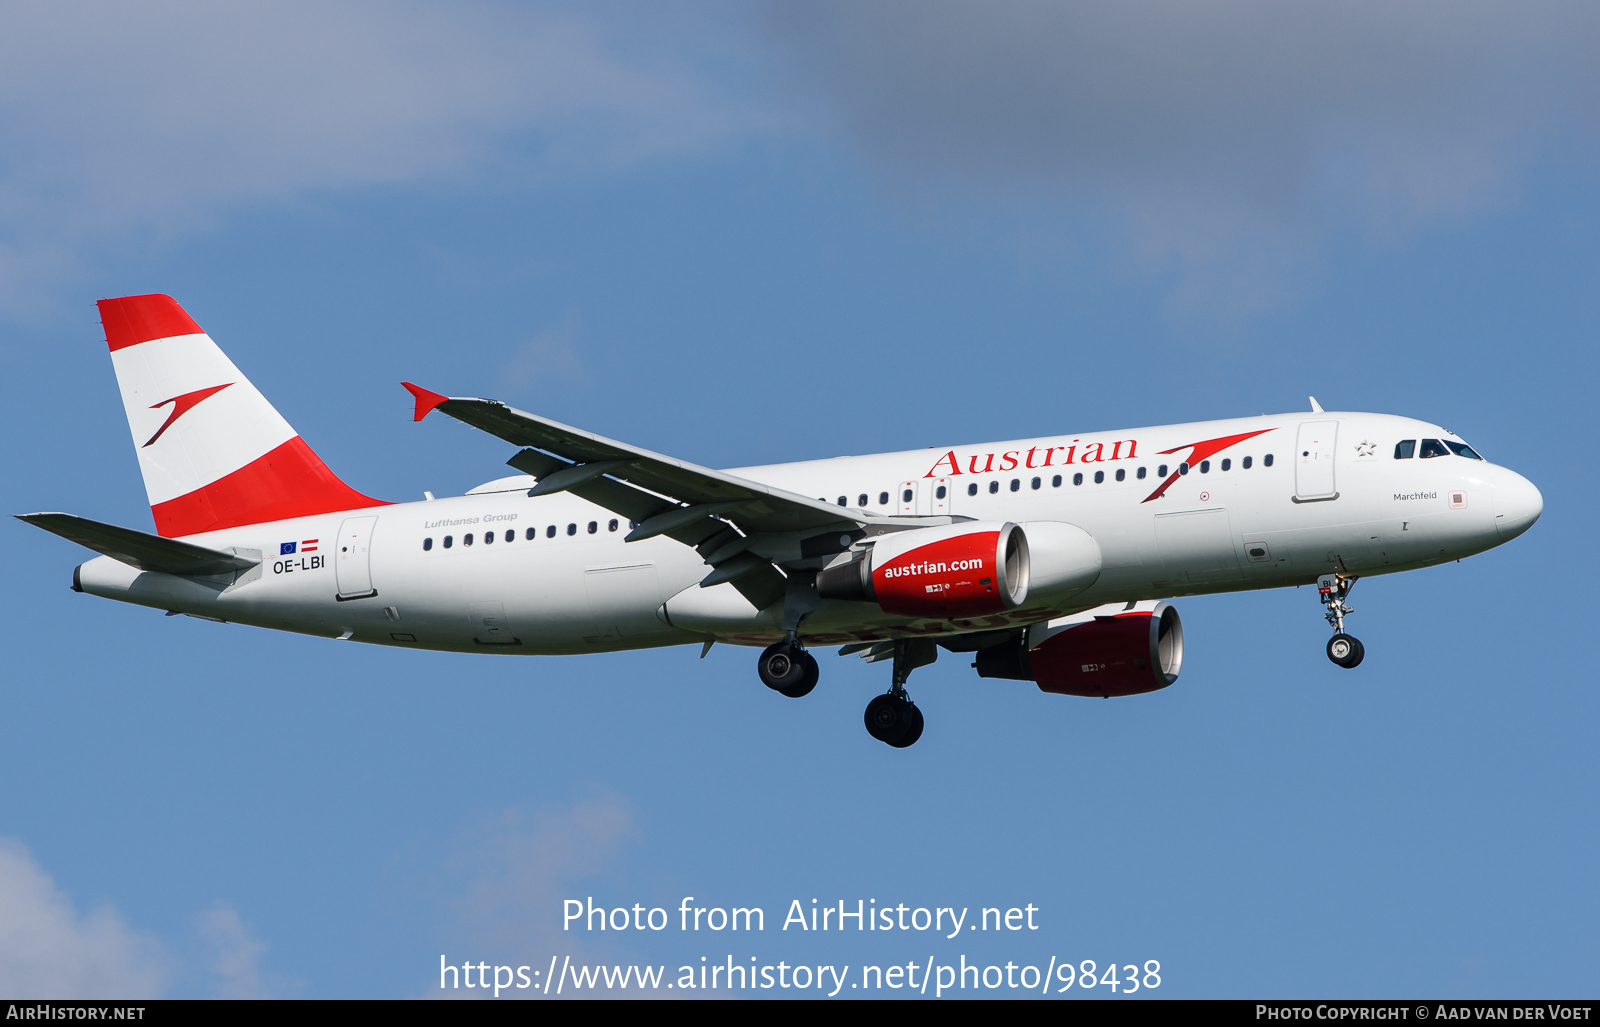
left=817, top=521, right=1028, bottom=619
left=1030, top=602, right=1183, bottom=697
left=973, top=601, right=1183, bottom=697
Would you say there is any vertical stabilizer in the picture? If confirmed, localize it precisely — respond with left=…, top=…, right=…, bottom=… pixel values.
left=99, top=294, right=385, bottom=538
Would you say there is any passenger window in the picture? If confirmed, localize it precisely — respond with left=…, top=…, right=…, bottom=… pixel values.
left=879, top=492, right=890, bottom=505
left=526, top=527, right=536, bottom=540
left=546, top=525, right=556, bottom=538
left=1445, top=441, right=1483, bottom=460
left=1052, top=475, right=1062, bottom=487
left=609, top=519, right=619, bottom=531
left=1073, top=473, right=1083, bottom=485
left=423, top=537, right=433, bottom=551
left=837, top=496, right=847, bottom=507
left=567, top=523, right=577, bottom=535
left=988, top=481, right=999, bottom=494
left=444, top=535, right=453, bottom=549
left=1243, top=456, right=1252, bottom=469
left=1093, top=470, right=1104, bottom=484
left=1010, top=479, right=1020, bottom=492
left=1137, top=467, right=1147, bottom=479
left=902, top=488, right=913, bottom=503
left=1419, top=438, right=1450, bottom=459
left=936, top=485, right=947, bottom=499
left=967, top=483, right=978, bottom=496
left=1158, top=464, right=1168, bottom=477
left=1394, top=440, right=1415, bottom=459
left=1030, top=477, right=1041, bottom=490
left=1200, top=460, right=1210, bottom=473
left=858, top=494, right=868, bottom=507
left=1220, top=458, right=1230, bottom=471
left=1264, top=454, right=1274, bottom=467
left=505, top=530, right=514, bottom=543
left=587, top=521, right=598, bottom=534
left=464, top=533, right=474, bottom=546
left=484, top=531, right=494, bottom=544
left=1115, top=468, right=1125, bottom=481
left=1179, top=462, right=1189, bottom=475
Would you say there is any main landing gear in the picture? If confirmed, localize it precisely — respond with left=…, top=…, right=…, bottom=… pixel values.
left=756, top=632, right=931, bottom=749
left=758, top=637, right=818, bottom=698
left=861, top=639, right=934, bottom=749
left=1319, top=572, right=1365, bottom=669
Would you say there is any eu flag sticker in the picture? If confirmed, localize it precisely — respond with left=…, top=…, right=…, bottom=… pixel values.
left=280, top=541, right=297, bottom=555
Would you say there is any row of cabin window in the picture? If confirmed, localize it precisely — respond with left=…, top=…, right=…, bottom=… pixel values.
left=421, top=518, right=635, bottom=551
left=1395, top=438, right=1482, bottom=460
left=828, top=454, right=1276, bottom=506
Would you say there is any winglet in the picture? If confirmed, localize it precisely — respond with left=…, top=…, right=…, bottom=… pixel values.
left=1309, top=396, right=1324, bottom=413
left=402, top=382, right=450, bottom=422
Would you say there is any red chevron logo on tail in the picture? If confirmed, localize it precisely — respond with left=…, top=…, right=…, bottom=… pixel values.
left=142, top=383, right=233, bottom=448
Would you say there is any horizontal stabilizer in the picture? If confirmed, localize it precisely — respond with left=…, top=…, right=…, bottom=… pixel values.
left=16, top=512, right=260, bottom=576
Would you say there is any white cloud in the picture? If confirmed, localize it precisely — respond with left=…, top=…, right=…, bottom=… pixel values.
left=196, top=904, right=273, bottom=999
left=756, top=0, right=1600, bottom=313
left=0, top=1, right=755, bottom=312
left=402, top=790, right=642, bottom=998
left=0, top=839, right=167, bottom=998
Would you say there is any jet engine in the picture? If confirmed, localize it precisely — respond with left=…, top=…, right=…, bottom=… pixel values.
left=817, top=520, right=1029, bottom=619
left=974, top=601, right=1183, bottom=697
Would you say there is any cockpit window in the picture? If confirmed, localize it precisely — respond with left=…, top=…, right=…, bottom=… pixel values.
left=1419, top=438, right=1450, bottom=459
left=1394, top=440, right=1415, bottom=459
left=1445, top=441, right=1483, bottom=460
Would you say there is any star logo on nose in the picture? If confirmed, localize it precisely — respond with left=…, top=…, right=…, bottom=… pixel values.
left=1354, top=440, right=1377, bottom=458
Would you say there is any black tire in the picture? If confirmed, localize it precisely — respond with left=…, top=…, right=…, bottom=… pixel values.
left=759, top=642, right=813, bottom=694
left=888, top=703, right=924, bottom=748
left=864, top=693, right=914, bottom=745
left=1327, top=633, right=1364, bottom=669
left=776, top=650, right=819, bottom=698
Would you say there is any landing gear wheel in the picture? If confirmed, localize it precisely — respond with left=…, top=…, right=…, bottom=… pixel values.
left=758, top=642, right=818, bottom=697
left=887, top=703, right=924, bottom=748
left=864, top=693, right=921, bottom=746
left=1327, top=633, right=1365, bottom=669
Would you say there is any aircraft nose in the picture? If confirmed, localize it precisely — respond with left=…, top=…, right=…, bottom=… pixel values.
left=1493, top=469, right=1543, bottom=542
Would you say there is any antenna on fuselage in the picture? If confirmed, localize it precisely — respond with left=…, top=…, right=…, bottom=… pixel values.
left=1309, top=396, right=1325, bottom=413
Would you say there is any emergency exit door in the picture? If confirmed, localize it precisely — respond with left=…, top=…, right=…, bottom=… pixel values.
left=897, top=481, right=918, bottom=515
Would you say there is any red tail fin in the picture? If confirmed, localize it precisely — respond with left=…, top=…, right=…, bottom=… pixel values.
left=100, top=295, right=388, bottom=537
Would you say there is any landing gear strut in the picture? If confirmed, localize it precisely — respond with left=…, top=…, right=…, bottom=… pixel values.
left=758, top=636, right=818, bottom=697
left=1319, top=572, right=1364, bottom=669
left=862, top=639, right=933, bottom=748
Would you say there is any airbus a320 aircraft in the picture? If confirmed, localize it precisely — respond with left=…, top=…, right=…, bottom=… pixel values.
left=21, top=295, right=1543, bottom=748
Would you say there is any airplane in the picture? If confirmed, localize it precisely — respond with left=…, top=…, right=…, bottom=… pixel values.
left=19, top=294, right=1543, bottom=748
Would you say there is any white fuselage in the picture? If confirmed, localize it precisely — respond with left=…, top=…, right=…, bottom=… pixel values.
left=74, top=411, right=1540, bottom=654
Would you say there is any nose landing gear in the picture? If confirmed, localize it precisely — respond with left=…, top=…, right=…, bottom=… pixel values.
left=1319, top=572, right=1364, bottom=669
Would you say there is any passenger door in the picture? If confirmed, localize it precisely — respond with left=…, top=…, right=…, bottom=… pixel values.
left=1294, top=421, right=1339, bottom=501
left=334, top=515, right=379, bottom=599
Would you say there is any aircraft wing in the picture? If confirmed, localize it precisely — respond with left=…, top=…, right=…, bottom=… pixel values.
left=17, top=512, right=261, bottom=576
left=403, top=383, right=945, bottom=607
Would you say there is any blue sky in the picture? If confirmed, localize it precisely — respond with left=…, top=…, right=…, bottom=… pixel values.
left=1, top=1, right=1596, bottom=998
